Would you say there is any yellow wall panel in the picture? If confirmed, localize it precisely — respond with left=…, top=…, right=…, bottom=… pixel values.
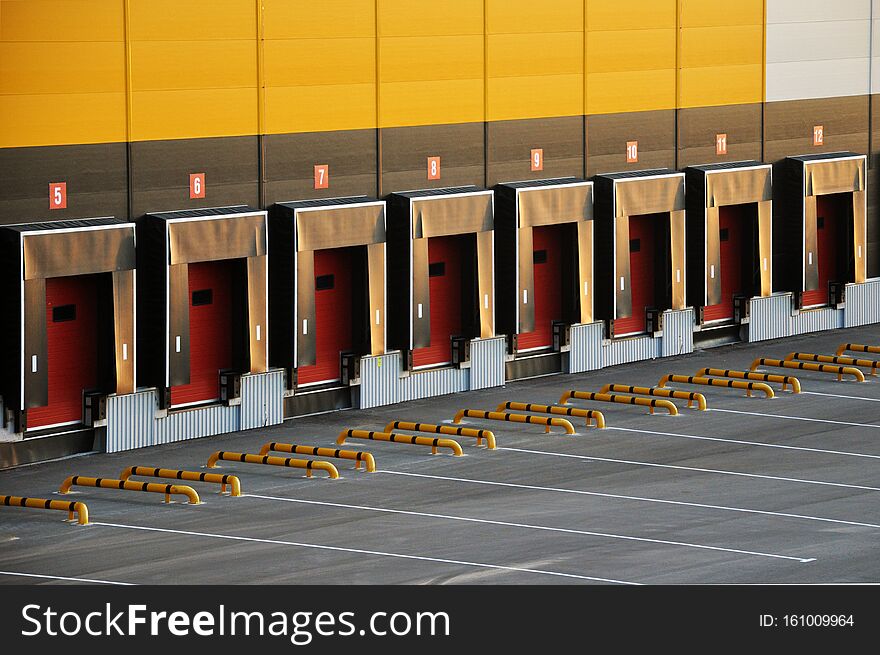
left=679, top=26, right=762, bottom=68
left=379, top=79, right=484, bottom=127
left=586, top=70, right=676, bottom=115
left=265, top=84, right=376, bottom=134
left=679, top=64, right=763, bottom=108
left=488, top=33, right=583, bottom=78
left=380, top=35, right=483, bottom=82
left=378, top=0, right=482, bottom=37
left=130, top=88, right=258, bottom=141
left=130, top=41, right=256, bottom=91
left=0, top=93, right=126, bottom=147
left=587, top=29, right=676, bottom=74
left=264, top=39, right=375, bottom=88
left=263, top=0, right=375, bottom=39
left=679, top=0, right=763, bottom=28
left=0, top=0, right=123, bottom=41
left=586, top=0, right=676, bottom=32
left=489, top=74, right=584, bottom=121
left=487, top=0, right=583, bottom=34
left=0, top=42, right=125, bottom=94
left=129, top=0, right=256, bottom=41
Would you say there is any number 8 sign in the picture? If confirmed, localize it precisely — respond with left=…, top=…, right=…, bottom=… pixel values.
left=427, top=156, right=441, bottom=181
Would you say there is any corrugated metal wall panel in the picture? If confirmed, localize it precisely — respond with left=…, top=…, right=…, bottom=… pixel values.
left=792, top=307, right=845, bottom=335
left=748, top=293, right=793, bottom=342
left=568, top=322, right=604, bottom=373
left=240, top=369, right=285, bottom=430
left=399, top=367, right=468, bottom=403
left=105, top=390, right=157, bottom=453
left=661, top=308, right=695, bottom=357
left=154, top=403, right=240, bottom=445
left=469, top=337, right=506, bottom=390
left=359, top=352, right=403, bottom=409
left=844, top=279, right=880, bottom=327
left=602, top=335, right=660, bottom=367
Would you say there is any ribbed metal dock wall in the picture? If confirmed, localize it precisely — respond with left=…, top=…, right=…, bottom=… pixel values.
left=661, top=309, right=695, bottom=357
left=240, top=369, right=285, bottom=430
left=106, top=390, right=157, bottom=452
left=845, top=280, right=880, bottom=327
left=748, top=293, right=793, bottom=342
left=568, top=322, right=604, bottom=373
left=358, top=352, right=402, bottom=408
left=602, top=335, right=660, bottom=367
left=399, top=367, right=469, bottom=403
left=791, top=308, right=844, bottom=335
left=469, top=337, right=506, bottom=390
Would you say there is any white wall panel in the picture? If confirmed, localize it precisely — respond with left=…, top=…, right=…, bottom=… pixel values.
left=767, top=0, right=870, bottom=24
left=766, top=59, right=871, bottom=101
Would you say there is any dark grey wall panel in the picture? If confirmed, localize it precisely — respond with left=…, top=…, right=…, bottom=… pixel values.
left=677, top=103, right=762, bottom=169
left=486, top=116, right=584, bottom=187
left=586, top=110, right=675, bottom=177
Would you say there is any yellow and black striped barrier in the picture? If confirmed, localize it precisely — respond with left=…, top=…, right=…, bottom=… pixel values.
left=494, top=401, right=606, bottom=428
left=119, top=466, right=241, bottom=496
left=784, top=352, right=879, bottom=376
left=338, top=429, right=463, bottom=456
left=558, top=390, right=678, bottom=416
left=383, top=421, right=496, bottom=449
left=694, top=368, right=801, bottom=393
left=206, top=451, right=340, bottom=479
left=2, top=494, right=89, bottom=525
left=657, top=374, right=774, bottom=398
left=599, top=384, right=707, bottom=410
left=836, top=343, right=880, bottom=356
left=59, top=476, right=200, bottom=504
left=259, top=443, right=376, bottom=472
left=453, top=409, right=576, bottom=434
left=750, top=358, right=865, bottom=382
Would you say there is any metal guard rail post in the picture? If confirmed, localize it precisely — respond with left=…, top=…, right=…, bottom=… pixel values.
left=694, top=368, right=801, bottom=393
left=259, top=443, right=377, bottom=472
left=2, top=494, right=89, bottom=525
left=836, top=343, right=880, bottom=356
left=383, top=421, right=497, bottom=449
left=784, top=352, right=879, bottom=376
left=558, top=390, right=678, bottom=416
left=599, top=384, right=707, bottom=410
left=206, top=452, right=340, bottom=478
left=750, top=358, right=865, bottom=382
left=494, top=402, right=607, bottom=428
left=337, top=430, right=463, bottom=456
left=657, top=374, right=774, bottom=398
left=452, top=409, right=576, bottom=434
left=59, top=476, right=200, bottom=504
left=119, top=466, right=241, bottom=496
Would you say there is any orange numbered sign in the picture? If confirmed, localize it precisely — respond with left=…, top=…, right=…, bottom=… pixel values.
left=49, top=182, right=67, bottom=210
left=813, top=125, right=824, bottom=146
left=314, top=164, right=329, bottom=189
left=530, top=148, right=544, bottom=172
left=626, top=141, right=638, bottom=164
left=715, top=133, right=728, bottom=155
left=427, top=156, right=441, bottom=181
left=190, top=173, right=206, bottom=199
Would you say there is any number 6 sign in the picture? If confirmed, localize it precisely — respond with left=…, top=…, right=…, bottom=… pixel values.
left=190, top=173, right=206, bottom=199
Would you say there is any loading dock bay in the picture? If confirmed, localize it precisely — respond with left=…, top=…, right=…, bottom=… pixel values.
left=2, top=325, right=880, bottom=585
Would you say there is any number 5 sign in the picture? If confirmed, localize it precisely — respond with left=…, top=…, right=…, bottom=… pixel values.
left=49, top=182, right=67, bottom=210
left=189, top=173, right=206, bottom=199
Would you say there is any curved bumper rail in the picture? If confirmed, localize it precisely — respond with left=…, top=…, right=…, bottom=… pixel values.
left=494, top=402, right=606, bottom=428
left=119, top=466, right=241, bottom=497
left=599, top=384, right=707, bottom=410
left=259, top=443, right=376, bottom=472
left=750, top=358, right=865, bottom=383
left=558, top=390, right=678, bottom=416
left=206, top=452, right=339, bottom=479
left=383, top=421, right=496, bottom=449
left=59, top=476, right=200, bottom=504
left=694, top=368, right=801, bottom=393
left=784, top=352, right=879, bottom=376
left=453, top=409, right=576, bottom=435
left=337, top=430, right=463, bottom=456
left=657, top=374, right=774, bottom=399
left=836, top=343, right=880, bottom=356
left=2, top=494, right=89, bottom=525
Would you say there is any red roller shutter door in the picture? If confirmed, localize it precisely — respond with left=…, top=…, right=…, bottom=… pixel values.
left=412, top=235, right=463, bottom=368
left=518, top=224, right=563, bottom=351
left=703, top=205, right=744, bottom=322
left=28, top=274, right=100, bottom=429
left=170, top=260, right=233, bottom=406
left=298, top=246, right=354, bottom=386
left=614, top=215, right=654, bottom=336
left=801, top=195, right=841, bottom=307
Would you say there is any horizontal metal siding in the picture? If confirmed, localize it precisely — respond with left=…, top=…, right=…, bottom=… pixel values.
left=105, top=390, right=157, bottom=453
left=661, top=308, right=695, bottom=357
left=748, top=293, right=792, bottom=342
left=568, top=322, right=604, bottom=373
left=359, top=352, right=403, bottom=409
left=469, top=337, right=506, bottom=390
left=399, top=367, right=468, bottom=403
left=240, top=369, right=285, bottom=430
left=844, top=279, right=880, bottom=327
left=154, top=403, right=240, bottom=445
left=602, top=335, right=660, bottom=367
left=792, top=307, right=844, bottom=335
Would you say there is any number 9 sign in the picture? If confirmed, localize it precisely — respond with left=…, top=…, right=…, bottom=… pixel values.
left=530, top=149, right=544, bottom=172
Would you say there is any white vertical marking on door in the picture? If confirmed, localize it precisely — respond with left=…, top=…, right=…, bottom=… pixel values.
left=522, top=289, right=528, bottom=304
left=302, top=319, right=308, bottom=335
left=175, top=336, right=181, bottom=353
left=31, top=355, right=37, bottom=373
left=122, top=343, right=128, bottom=361
left=417, top=303, right=423, bottom=319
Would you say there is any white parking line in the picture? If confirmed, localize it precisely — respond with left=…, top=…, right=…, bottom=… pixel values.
left=91, top=521, right=637, bottom=585
left=243, top=493, right=811, bottom=563
left=710, top=408, right=880, bottom=428
left=0, top=570, right=134, bottom=585
left=498, top=446, right=880, bottom=493
left=802, top=391, right=880, bottom=403
left=607, top=426, right=880, bottom=461
left=381, top=470, right=880, bottom=530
